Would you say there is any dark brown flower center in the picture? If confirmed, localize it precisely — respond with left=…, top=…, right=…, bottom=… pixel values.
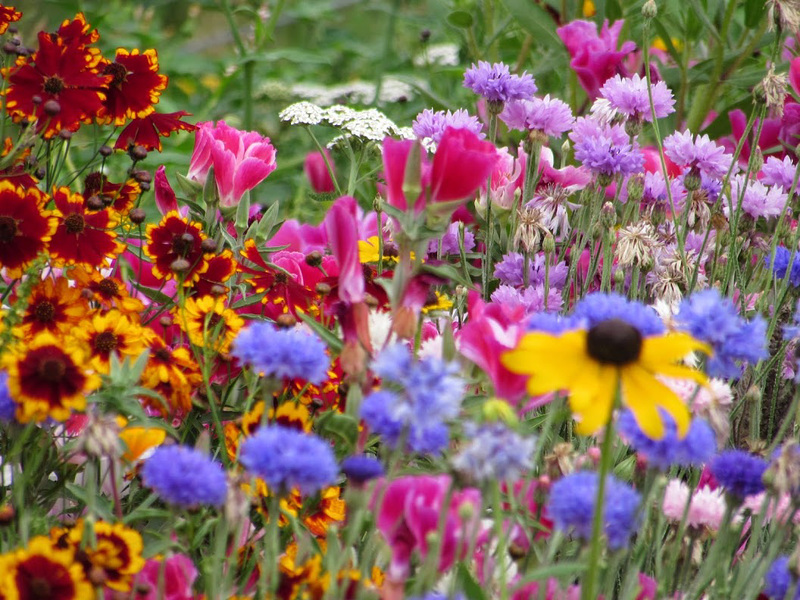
left=37, top=357, right=66, bottom=383
left=97, top=278, right=119, bottom=297
left=0, top=216, right=17, bottom=243
left=94, top=331, right=118, bottom=354
left=34, top=301, right=56, bottom=323
left=84, top=171, right=104, bottom=195
left=171, top=233, right=195, bottom=256
left=42, top=76, right=64, bottom=95
left=274, top=271, right=289, bottom=284
left=64, top=213, right=85, bottom=234
left=153, top=348, right=171, bottom=361
left=28, top=577, right=52, bottom=599
left=104, top=61, right=128, bottom=87
left=586, top=318, right=642, bottom=366
left=207, top=313, right=223, bottom=330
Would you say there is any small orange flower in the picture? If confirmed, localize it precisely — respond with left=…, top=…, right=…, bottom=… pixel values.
left=0, top=6, right=21, bottom=35
left=71, top=269, right=144, bottom=314
left=16, top=277, right=90, bottom=337
left=66, top=520, right=145, bottom=592
left=76, top=310, right=152, bottom=373
left=83, top=171, right=141, bottom=215
left=0, top=181, right=55, bottom=277
left=140, top=336, right=202, bottom=416
left=144, top=211, right=210, bottom=285
left=178, top=295, right=243, bottom=353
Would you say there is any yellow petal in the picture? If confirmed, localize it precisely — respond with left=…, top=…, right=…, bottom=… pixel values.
left=654, top=363, right=709, bottom=387
left=639, top=333, right=711, bottom=369
left=621, top=363, right=691, bottom=439
left=571, top=364, right=618, bottom=435
left=523, top=351, right=595, bottom=396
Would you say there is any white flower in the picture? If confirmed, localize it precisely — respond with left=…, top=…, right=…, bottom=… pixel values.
left=323, top=105, right=358, bottom=127
left=413, top=43, right=460, bottom=67
left=342, top=109, right=400, bottom=141
left=279, top=101, right=325, bottom=125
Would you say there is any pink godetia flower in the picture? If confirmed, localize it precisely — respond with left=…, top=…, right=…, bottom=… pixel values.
left=127, top=553, right=198, bottom=600
left=382, top=127, right=498, bottom=216
left=391, top=270, right=446, bottom=340
left=510, top=579, right=583, bottom=600
left=324, top=196, right=372, bottom=373
left=374, top=474, right=481, bottom=581
left=187, top=120, right=277, bottom=208
left=477, top=145, right=525, bottom=213
left=456, top=291, right=530, bottom=403
left=304, top=149, right=336, bottom=193
left=154, top=165, right=181, bottom=215
left=556, top=19, right=637, bottom=100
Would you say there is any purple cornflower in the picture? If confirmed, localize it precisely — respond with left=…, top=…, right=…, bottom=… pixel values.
left=763, top=556, right=798, bottom=600
left=451, top=422, right=535, bottom=483
left=142, top=446, right=228, bottom=508
left=676, top=289, right=767, bottom=379
left=547, top=471, right=641, bottom=550
left=729, top=175, right=788, bottom=220
left=360, top=343, right=464, bottom=454
left=618, top=409, right=716, bottom=470
left=463, top=61, right=537, bottom=105
left=341, top=455, right=384, bottom=484
left=599, top=73, right=675, bottom=122
left=761, top=155, right=797, bottom=192
left=499, top=95, right=575, bottom=137
left=570, top=117, right=644, bottom=179
left=767, top=246, right=800, bottom=287
left=663, top=130, right=733, bottom=180
left=428, top=221, right=475, bottom=255
left=490, top=284, right=563, bottom=314
left=710, top=450, right=768, bottom=500
left=0, top=372, right=16, bottom=422
left=239, top=424, right=338, bottom=494
left=526, top=312, right=578, bottom=334
left=493, top=252, right=568, bottom=289
left=231, top=322, right=329, bottom=384
left=412, top=109, right=485, bottom=145
left=494, top=252, right=528, bottom=287
left=572, top=291, right=665, bottom=336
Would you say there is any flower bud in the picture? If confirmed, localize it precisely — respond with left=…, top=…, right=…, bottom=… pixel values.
left=200, top=238, right=218, bottom=253
left=600, top=202, right=616, bottom=229
left=642, top=0, right=657, bottom=19
left=128, top=208, right=146, bottom=224
left=542, top=232, right=555, bottom=255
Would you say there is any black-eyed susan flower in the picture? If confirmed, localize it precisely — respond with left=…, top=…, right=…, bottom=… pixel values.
left=3, top=332, right=99, bottom=423
left=501, top=293, right=710, bottom=439
left=0, top=535, right=93, bottom=600
left=66, top=520, right=145, bottom=592
left=0, top=182, right=55, bottom=277
left=49, top=187, right=124, bottom=268
left=144, top=211, right=210, bottom=285
left=16, top=277, right=89, bottom=337
left=178, top=295, right=243, bottom=353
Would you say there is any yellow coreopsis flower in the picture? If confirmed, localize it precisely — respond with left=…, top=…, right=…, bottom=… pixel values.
left=502, top=317, right=710, bottom=439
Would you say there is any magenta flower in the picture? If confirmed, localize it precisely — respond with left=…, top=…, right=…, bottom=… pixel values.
left=557, top=19, right=637, bottom=100
left=499, top=95, right=575, bottom=137
left=154, top=165, right=178, bottom=215
left=128, top=554, right=198, bottom=600
left=187, top=120, right=277, bottom=208
left=599, top=73, right=675, bottom=122
left=304, top=149, right=336, bottom=193
left=375, top=474, right=481, bottom=579
left=324, top=196, right=364, bottom=304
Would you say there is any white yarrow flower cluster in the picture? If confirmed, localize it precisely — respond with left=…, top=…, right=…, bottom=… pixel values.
left=279, top=101, right=325, bottom=125
left=413, top=43, right=460, bottom=67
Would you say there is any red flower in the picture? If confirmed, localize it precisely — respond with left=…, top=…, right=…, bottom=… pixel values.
left=115, top=110, right=195, bottom=152
left=83, top=171, right=141, bottom=214
left=0, top=181, right=55, bottom=277
left=99, top=49, right=168, bottom=125
left=192, top=249, right=236, bottom=297
left=4, top=27, right=108, bottom=138
left=0, top=5, right=21, bottom=35
left=49, top=187, right=124, bottom=268
left=430, top=128, right=498, bottom=202
left=144, top=211, right=210, bottom=285
left=56, top=12, right=100, bottom=47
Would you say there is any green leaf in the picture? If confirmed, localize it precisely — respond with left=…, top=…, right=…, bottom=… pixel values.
left=130, top=283, right=174, bottom=305
left=296, top=311, right=344, bottom=353
left=447, top=10, right=474, bottom=29
left=175, top=172, right=203, bottom=198
left=235, top=190, right=251, bottom=237
left=255, top=201, right=281, bottom=244
left=315, top=411, right=358, bottom=449
left=456, top=563, right=487, bottom=600
left=744, top=0, right=767, bottom=27
left=499, top=0, right=560, bottom=48
left=420, top=261, right=473, bottom=289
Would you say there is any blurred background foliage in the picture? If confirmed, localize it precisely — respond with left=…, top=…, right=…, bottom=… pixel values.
left=22, top=0, right=775, bottom=219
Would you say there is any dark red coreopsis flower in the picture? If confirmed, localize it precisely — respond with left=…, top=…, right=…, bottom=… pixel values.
left=4, top=27, right=109, bottom=138
left=115, top=110, right=195, bottom=152
left=0, top=5, right=21, bottom=35
left=83, top=171, right=141, bottom=214
left=0, top=181, right=55, bottom=277
left=56, top=12, right=100, bottom=47
left=144, top=211, right=210, bottom=285
left=192, top=249, right=236, bottom=297
left=98, top=48, right=168, bottom=125
left=48, top=187, right=124, bottom=268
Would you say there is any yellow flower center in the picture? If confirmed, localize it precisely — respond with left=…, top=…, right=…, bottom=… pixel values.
left=586, top=318, right=642, bottom=366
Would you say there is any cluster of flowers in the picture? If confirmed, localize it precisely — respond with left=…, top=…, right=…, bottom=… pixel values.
left=0, top=3, right=799, bottom=600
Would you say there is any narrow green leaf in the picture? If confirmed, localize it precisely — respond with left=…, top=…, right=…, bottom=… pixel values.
left=447, top=10, right=474, bottom=29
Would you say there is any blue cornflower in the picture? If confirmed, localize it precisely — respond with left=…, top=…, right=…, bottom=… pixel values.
left=463, top=61, right=537, bottom=105
left=239, top=424, right=338, bottom=495
left=361, top=344, right=464, bottom=455
left=341, top=455, right=384, bottom=484
left=451, top=423, right=536, bottom=483
left=710, top=450, right=768, bottom=500
left=231, top=322, right=329, bottom=384
left=526, top=312, right=578, bottom=334
left=572, top=292, right=665, bottom=336
left=547, top=471, right=641, bottom=550
left=494, top=252, right=527, bottom=287
left=0, top=372, right=17, bottom=422
left=618, top=409, right=716, bottom=470
left=767, top=246, right=800, bottom=287
left=676, top=289, right=768, bottom=379
left=142, top=446, right=228, bottom=508
left=764, top=556, right=799, bottom=599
